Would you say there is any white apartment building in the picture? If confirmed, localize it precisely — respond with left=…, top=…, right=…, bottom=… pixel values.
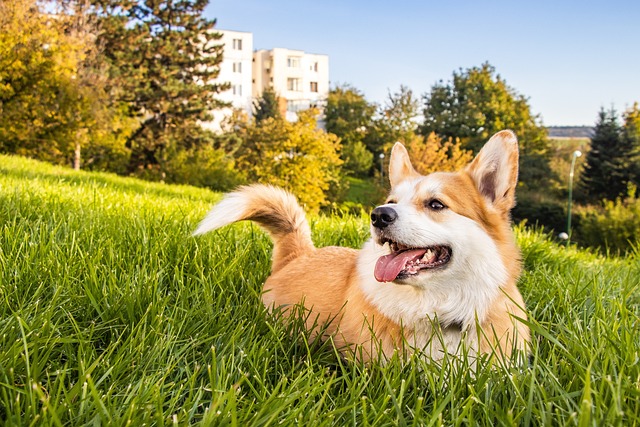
left=253, top=48, right=329, bottom=122
left=204, top=31, right=330, bottom=130
left=205, top=29, right=253, bottom=131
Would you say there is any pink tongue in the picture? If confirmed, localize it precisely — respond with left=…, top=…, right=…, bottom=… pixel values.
left=374, top=249, right=428, bottom=282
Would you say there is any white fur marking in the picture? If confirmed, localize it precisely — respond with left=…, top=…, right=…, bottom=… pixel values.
left=192, top=194, right=248, bottom=236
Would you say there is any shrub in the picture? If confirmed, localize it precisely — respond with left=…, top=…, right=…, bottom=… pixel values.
left=511, top=190, right=568, bottom=233
left=575, top=186, right=640, bottom=254
left=163, top=145, right=244, bottom=192
left=341, top=140, right=373, bottom=177
left=235, top=110, right=343, bottom=213
left=82, top=139, right=131, bottom=175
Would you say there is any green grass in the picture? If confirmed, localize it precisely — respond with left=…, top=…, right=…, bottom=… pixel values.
left=341, top=177, right=385, bottom=209
left=1, top=153, right=639, bottom=426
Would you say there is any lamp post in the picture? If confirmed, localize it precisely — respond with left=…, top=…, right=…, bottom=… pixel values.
left=565, top=150, right=582, bottom=246
left=379, top=153, right=385, bottom=185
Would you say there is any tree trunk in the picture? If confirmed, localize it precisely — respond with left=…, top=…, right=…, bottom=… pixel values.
left=74, top=140, right=81, bottom=170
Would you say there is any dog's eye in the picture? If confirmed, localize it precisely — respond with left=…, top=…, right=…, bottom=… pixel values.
left=386, top=199, right=397, bottom=205
left=426, top=199, right=446, bottom=211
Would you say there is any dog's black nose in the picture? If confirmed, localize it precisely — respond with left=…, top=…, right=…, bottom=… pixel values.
left=371, top=206, right=397, bottom=229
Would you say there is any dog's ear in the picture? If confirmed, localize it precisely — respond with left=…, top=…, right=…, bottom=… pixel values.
left=389, top=142, right=420, bottom=188
left=465, top=130, right=519, bottom=215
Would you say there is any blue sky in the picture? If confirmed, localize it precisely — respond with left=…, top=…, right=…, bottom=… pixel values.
left=205, top=0, right=639, bottom=126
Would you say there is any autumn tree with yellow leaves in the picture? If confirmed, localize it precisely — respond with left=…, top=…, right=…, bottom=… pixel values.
left=406, top=132, right=473, bottom=175
left=234, top=110, right=343, bottom=213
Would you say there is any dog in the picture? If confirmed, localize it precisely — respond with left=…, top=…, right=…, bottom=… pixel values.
left=194, top=130, right=530, bottom=364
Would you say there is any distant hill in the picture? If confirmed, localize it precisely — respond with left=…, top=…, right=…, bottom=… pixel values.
left=547, top=126, right=593, bottom=138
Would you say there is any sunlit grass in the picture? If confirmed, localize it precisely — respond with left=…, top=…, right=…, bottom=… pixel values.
left=0, top=154, right=638, bottom=425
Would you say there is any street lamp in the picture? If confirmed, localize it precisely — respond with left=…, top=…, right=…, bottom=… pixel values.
left=379, top=153, right=385, bottom=185
left=564, top=150, right=582, bottom=246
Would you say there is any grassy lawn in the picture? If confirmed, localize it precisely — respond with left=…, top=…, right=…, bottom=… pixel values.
left=1, top=154, right=639, bottom=425
left=341, top=177, right=385, bottom=209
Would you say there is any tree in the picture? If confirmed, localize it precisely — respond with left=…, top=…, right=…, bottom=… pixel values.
left=341, top=139, right=373, bottom=176
left=325, top=84, right=376, bottom=142
left=0, top=0, right=122, bottom=168
left=420, top=63, right=553, bottom=187
left=406, top=133, right=473, bottom=175
left=235, top=110, right=343, bottom=213
left=366, top=85, right=420, bottom=154
left=324, top=84, right=376, bottom=176
left=621, top=103, right=640, bottom=188
left=580, top=107, right=638, bottom=202
left=92, top=0, right=229, bottom=176
left=253, top=87, right=282, bottom=123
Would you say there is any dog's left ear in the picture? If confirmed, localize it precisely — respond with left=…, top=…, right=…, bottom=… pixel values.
left=389, top=142, right=420, bottom=188
left=465, top=130, right=519, bottom=215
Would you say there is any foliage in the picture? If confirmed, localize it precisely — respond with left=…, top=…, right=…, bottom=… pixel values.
left=578, top=108, right=634, bottom=202
left=341, top=140, right=373, bottom=177
left=1, top=154, right=640, bottom=425
left=161, top=145, right=244, bottom=191
left=253, top=87, right=282, bottom=123
left=621, top=103, right=640, bottom=188
left=575, top=186, right=640, bottom=254
left=91, top=0, right=229, bottom=174
left=82, top=137, right=132, bottom=175
left=234, top=110, right=343, bottom=213
left=548, top=138, right=589, bottom=193
left=339, top=176, right=385, bottom=208
left=325, top=84, right=376, bottom=145
left=325, top=84, right=425, bottom=178
left=406, top=132, right=473, bottom=175
left=366, top=85, right=421, bottom=155
left=511, top=189, right=568, bottom=233
left=324, top=84, right=376, bottom=175
left=420, top=63, right=554, bottom=188
left=0, top=0, right=124, bottom=168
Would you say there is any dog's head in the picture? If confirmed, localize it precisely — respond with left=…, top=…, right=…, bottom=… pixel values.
left=370, top=130, right=519, bottom=288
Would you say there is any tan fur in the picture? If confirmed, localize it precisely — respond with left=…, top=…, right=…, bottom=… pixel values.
left=261, top=247, right=402, bottom=361
left=195, top=130, right=530, bottom=364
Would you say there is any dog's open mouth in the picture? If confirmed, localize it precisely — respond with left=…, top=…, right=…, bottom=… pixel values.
left=374, top=240, right=452, bottom=283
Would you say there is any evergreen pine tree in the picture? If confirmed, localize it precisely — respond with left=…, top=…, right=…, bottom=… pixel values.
left=91, top=0, right=228, bottom=175
left=253, top=87, right=282, bottom=123
left=579, top=108, right=627, bottom=201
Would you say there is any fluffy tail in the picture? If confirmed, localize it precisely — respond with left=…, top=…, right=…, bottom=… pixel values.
left=193, top=184, right=314, bottom=273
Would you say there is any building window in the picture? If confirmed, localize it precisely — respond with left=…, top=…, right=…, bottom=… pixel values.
left=310, top=62, right=318, bottom=72
left=232, top=84, right=242, bottom=96
left=232, top=38, right=242, bottom=50
left=233, top=62, right=242, bottom=73
left=310, top=82, right=318, bottom=93
left=287, top=56, right=300, bottom=68
left=287, top=78, right=301, bottom=92
left=287, top=99, right=311, bottom=112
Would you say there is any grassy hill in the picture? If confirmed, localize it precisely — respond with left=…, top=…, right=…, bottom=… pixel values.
left=1, top=154, right=638, bottom=425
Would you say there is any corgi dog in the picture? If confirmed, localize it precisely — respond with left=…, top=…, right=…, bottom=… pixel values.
left=194, top=130, right=530, bottom=363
